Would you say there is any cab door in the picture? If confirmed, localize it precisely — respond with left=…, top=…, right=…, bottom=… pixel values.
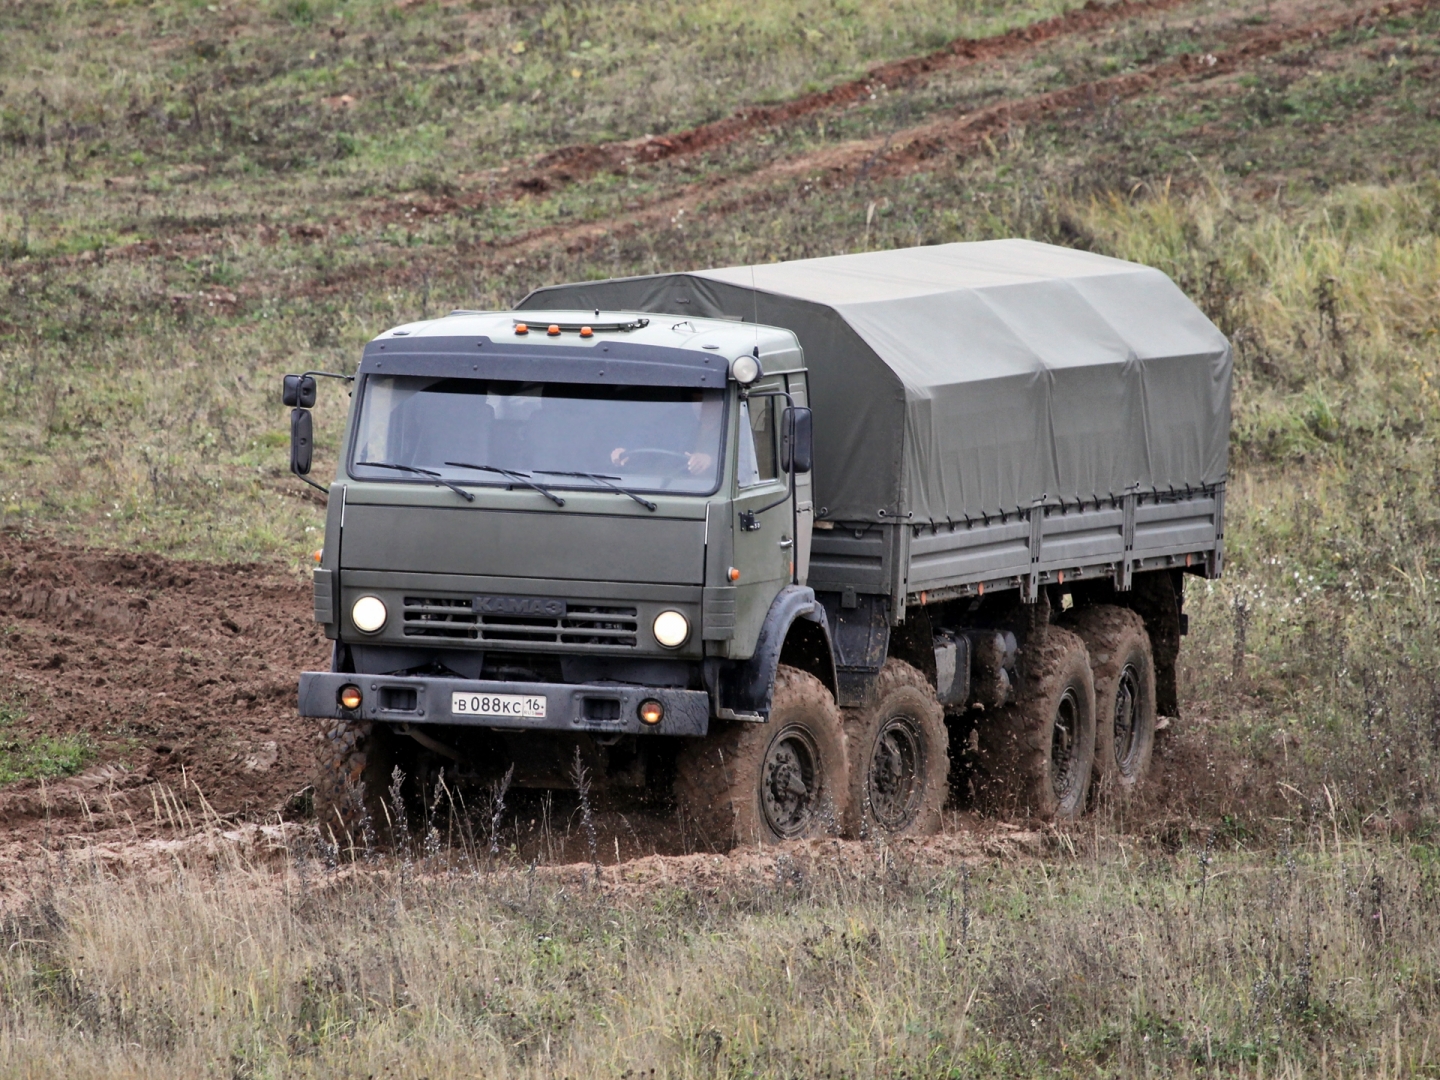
left=729, top=384, right=790, bottom=652
left=786, top=372, right=814, bottom=585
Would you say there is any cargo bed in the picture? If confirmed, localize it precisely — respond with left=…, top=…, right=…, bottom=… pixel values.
left=809, top=484, right=1223, bottom=613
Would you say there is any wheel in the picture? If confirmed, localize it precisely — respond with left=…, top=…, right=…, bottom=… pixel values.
left=1066, top=605, right=1157, bottom=796
left=314, top=718, right=399, bottom=851
left=676, top=665, right=849, bottom=850
left=843, top=659, right=949, bottom=838
left=977, top=625, right=1096, bottom=821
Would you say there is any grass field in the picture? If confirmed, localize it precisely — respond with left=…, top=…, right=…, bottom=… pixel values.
left=3, top=0, right=1440, bottom=1074
left=3, top=830, right=1437, bottom=1077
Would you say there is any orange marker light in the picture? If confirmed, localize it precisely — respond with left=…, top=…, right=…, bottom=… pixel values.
left=580, top=326, right=593, bottom=337
left=313, top=549, right=323, bottom=564
left=728, top=567, right=741, bottom=582
left=514, top=323, right=529, bottom=334
left=638, top=699, right=665, bottom=725
left=338, top=685, right=363, bottom=710
left=547, top=324, right=561, bottom=336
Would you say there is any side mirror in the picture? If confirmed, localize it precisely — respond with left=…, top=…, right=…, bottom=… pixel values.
left=283, top=374, right=317, bottom=408
left=290, top=408, right=314, bottom=475
left=780, top=406, right=813, bottom=474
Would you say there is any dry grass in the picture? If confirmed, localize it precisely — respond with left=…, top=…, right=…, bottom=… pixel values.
left=0, top=823, right=1436, bottom=1077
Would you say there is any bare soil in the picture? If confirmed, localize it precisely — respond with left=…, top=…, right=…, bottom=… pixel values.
left=0, top=528, right=1275, bottom=892
left=0, top=529, right=328, bottom=833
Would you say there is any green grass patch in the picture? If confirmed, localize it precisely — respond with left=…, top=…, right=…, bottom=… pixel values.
left=0, top=701, right=94, bottom=785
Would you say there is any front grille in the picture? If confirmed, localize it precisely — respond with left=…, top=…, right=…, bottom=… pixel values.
left=402, top=596, right=639, bottom=648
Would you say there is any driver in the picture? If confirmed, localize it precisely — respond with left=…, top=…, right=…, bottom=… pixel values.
left=610, top=391, right=721, bottom=476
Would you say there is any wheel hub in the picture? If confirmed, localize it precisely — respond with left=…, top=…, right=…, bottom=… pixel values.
left=761, top=726, right=820, bottom=839
left=1113, top=663, right=1140, bottom=773
left=1050, top=687, right=1081, bottom=802
left=867, top=715, right=924, bottom=830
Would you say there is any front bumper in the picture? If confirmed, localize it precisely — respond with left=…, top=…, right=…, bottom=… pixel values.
left=298, top=672, right=709, bottom=737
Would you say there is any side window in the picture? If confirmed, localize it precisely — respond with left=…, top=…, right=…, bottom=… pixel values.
left=750, top=396, right=777, bottom=483
left=737, top=397, right=778, bottom=487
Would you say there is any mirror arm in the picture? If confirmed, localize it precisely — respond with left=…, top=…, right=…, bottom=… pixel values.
left=301, top=370, right=355, bottom=383
left=293, top=472, right=329, bottom=496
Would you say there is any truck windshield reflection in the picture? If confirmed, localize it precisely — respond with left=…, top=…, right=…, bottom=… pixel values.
left=351, top=376, right=724, bottom=495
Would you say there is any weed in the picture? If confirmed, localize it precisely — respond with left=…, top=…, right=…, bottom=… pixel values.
left=0, top=700, right=92, bottom=785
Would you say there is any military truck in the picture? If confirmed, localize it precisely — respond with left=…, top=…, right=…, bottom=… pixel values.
left=289, top=239, right=1230, bottom=848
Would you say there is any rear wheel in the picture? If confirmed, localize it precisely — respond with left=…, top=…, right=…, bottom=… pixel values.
left=843, top=659, right=949, bottom=838
left=978, top=626, right=1096, bottom=821
left=676, top=665, right=849, bottom=850
left=1067, top=605, right=1157, bottom=796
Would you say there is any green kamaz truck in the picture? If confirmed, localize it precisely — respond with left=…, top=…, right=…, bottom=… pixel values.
left=290, top=240, right=1230, bottom=848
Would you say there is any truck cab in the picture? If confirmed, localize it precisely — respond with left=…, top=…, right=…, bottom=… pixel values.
left=295, top=310, right=838, bottom=845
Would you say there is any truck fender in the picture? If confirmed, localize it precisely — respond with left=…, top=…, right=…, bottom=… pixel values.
left=714, top=585, right=838, bottom=720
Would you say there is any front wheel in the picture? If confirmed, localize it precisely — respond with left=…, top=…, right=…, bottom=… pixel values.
left=843, top=659, right=949, bottom=838
left=676, top=665, right=850, bottom=850
left=314, top=717, right=399, bottom=851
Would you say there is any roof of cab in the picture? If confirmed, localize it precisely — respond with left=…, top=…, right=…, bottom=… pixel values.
left=373, top=310, right=800, bottom=366
left=359, top=309, right=801, bottom=388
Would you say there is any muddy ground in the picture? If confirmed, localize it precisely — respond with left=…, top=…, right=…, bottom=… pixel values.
left=0, top=528, right=1252, bottom=896
left=0, top=531, right=326, bottom=833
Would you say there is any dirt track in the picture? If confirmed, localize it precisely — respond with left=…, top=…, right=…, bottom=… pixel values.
left=12, top=0, right=1424, bottom=288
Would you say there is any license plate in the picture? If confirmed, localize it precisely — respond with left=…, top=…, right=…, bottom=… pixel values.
left=451, top=691, right=547, bottom=720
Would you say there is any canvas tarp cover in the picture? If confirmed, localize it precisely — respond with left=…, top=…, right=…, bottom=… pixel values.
left=520, top=239, right=1231, bottom=524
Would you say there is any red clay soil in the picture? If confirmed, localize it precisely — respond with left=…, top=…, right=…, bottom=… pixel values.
left=0, top=0, right=1216, bottom=276
left=281, top=0, right=1433, bottom=309
left=0, top=530, right=327, bottom=832
left=0, top=526, right=1303, bottom=889
left=521, top=0, right=1196, bottom=184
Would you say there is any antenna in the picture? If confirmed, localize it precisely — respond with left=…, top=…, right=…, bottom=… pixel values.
left=751, top=260, right=760, bottom=358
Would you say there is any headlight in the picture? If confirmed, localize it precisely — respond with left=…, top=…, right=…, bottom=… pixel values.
left=730, top=354, right=761, bottom=384
left=352, top=595, right=387, bottom=634
left=652, top=610, right=690, bottom=648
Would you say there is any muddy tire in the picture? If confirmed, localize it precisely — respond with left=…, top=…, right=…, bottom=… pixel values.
left=843, top=659, right=948, bottom=838
left=314, top=718, right=397, bottom=851
left=977, top=626, right=1096, bottom=821
left=676, top=665, right=849, bottom=850
left=1066, top=605, right=1156, bottom=796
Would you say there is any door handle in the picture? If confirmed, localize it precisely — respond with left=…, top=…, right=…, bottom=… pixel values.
left=778, top=536, right=794, bottom=549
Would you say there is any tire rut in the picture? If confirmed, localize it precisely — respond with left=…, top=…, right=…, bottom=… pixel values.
left=293, top=0, right=1433, bottom=301
left=1, top=0, right=1207, bottom=278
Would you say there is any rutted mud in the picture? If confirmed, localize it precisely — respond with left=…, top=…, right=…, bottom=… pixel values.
left=0, top=530, right=329, bottom=834
left=491, top=0, right=1199, bottom=197
left=0, top=528, right=1273, bottom=891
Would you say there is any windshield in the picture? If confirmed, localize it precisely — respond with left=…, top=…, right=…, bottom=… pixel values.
left=351, top=376, right=725, bottom=495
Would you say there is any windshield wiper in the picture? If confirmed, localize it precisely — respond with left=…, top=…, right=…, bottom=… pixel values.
left=444, top=461, right=566, bottom=507
left=535, top=470, right=657, bottom=512
left=356, top=461, right=475, bottom=502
